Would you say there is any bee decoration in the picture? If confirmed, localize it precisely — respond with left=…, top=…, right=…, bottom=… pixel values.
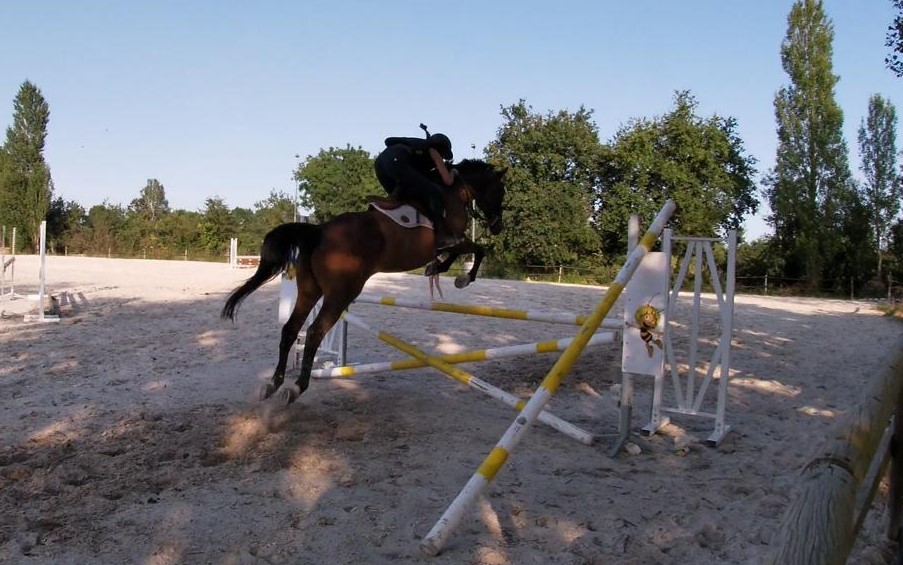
left=629, top=295, right=664, bottom=358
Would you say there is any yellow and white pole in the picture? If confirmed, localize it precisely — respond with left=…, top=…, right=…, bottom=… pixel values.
left=309, top=332, right=617, bottom=379
left=420, top=200, right=676, bottom=556
left=355, top=295, right=622, bottom=330
left=341, top=312, right=596, bottom=445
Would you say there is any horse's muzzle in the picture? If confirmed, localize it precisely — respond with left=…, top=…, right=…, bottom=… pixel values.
left=488, top=216, right=503, bottom=235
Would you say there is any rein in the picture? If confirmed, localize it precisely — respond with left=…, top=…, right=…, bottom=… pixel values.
left=454, top=177, right=491, bottom=226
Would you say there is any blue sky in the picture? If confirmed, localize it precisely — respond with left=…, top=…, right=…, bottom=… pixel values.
left=1, top=1, right=900, bottom=239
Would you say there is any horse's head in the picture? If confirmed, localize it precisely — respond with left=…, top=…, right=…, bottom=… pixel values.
left=454, top=159, right=507, bottom=235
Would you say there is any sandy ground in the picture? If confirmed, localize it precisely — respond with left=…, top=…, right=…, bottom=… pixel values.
left=0, top=254, right=901, bottom=565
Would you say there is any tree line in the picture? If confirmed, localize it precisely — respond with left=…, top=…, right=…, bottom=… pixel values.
left=0, top=80, right=298, bottom=260
left=2, top=0, right=902, bottom=296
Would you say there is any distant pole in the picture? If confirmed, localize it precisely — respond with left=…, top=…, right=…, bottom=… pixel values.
left=470, top=143, right=477, bottom=242
left=293, top=153, right=301, bottom=223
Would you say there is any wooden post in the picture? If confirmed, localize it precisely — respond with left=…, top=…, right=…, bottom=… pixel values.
left=888, top=388, right=903, bottom=541
left=765, top=336, right=903, bottom=564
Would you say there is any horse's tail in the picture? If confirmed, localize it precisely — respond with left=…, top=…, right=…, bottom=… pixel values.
left=221, top=222, right=323, bottom=321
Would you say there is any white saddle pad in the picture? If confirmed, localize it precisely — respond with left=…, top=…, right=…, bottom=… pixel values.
left=369, top=202, right=434, bottom=230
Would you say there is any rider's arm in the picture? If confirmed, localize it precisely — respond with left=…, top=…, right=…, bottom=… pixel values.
left=429, top=148, right=456, bottom=186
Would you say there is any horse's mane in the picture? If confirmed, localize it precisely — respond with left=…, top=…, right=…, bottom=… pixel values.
left=454, top=158, right=497, bottom=176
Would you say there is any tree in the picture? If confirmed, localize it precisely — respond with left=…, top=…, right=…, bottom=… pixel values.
left=158, top=210, right=201, bottom=257
left=1, top=81, right=52, bottom=250
left=763, top=0, right=854, bottom=290
left=857, top=94, right=901, bottom=276
left=197, top=197, right=236, bottom=253
left=598, top=91, right=758, bottom=254
left=128, top=178, right=170, bottom=222
left=84, top=202, right=126, bottom=255
left=484, top=100, right=603, bottom=267
left=295, top=146, right=379, bottom=222
left=887, top=0, right=903, bottom=77
left=46, top=196, right=86, bottom=253
left=254, top=189, right=297, bottom=228
left=126, top=179, right=171, bottom=254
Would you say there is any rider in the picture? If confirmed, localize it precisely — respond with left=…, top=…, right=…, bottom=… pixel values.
left=374, top=128, right=462, bottom=252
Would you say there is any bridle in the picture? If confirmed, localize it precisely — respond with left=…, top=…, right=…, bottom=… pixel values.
left=457, top=177, right=502, bottom=233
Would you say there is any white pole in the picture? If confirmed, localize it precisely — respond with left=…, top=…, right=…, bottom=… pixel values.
left=419, top=200, right=676, bottom=556
left=711, top=230, right=737, bottom=444
left=24, top=221, right=59, bottom=323
left=38, top=222, right=46, bottom=319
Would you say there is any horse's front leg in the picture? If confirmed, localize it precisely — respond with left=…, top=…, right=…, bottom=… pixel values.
left=455, top=243, right=485, bottom=289
left=424, top=251, right=460, bottom=277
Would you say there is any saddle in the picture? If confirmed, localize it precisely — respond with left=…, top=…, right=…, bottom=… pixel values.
left=368, top=196, right=434, bottom=230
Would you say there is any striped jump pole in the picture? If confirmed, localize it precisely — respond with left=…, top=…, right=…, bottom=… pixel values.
left=341, top=312, right=595, bottom=445
left=310, top=332, right=617, bottom=379
left=355, top=295, right=622, bottom=330
left=420, top=199, right=676, bottom=556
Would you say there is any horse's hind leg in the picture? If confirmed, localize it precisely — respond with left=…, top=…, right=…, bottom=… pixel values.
left=281, top=288, right=359, bottom=405
left=263, top=265, right=322, bottom=400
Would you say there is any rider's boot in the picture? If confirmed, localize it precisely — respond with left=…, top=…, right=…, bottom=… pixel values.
left=428, top=190, right=462, bottom=253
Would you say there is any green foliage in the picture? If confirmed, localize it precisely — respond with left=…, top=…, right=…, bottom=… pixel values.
left=124, top=179, right=171, bottom=253
left=83, top=202, right=127, bottom=255
left=857, top=94, right=901, bottom=275
left=295, top=145, right=379, bottom=222
left=46, top=197, right=86, bottom=253
left=484, top=100, right=603, bottom=266
left=1, top=81, right=52, bottom=251
left=763, top=0, right=855, bottom=290
left=254, top=189, right=297, bottom=227
left=197, top=197, right=236, bottom=253
left=157, top=209, right=201, bottom=254
left=888, top=0, right=903, bottom=77
left=598, top=91, right=758, bottom=254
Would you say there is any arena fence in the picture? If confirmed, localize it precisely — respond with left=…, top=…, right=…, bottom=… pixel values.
left=764, top=335, right=903, bottom=564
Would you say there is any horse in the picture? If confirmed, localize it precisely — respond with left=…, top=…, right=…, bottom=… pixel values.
left=221, top=159, right=507, bottom=404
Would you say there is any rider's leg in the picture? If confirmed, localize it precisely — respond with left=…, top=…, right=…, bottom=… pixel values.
left=374, top=146, right=409, bottom=197
left=425, top=187, right=461, bottom=251
left=395, top=165, right=462, bottom=251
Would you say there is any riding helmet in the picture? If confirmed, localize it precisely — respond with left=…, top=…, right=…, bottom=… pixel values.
left=428, top=133, right=453, bottom=160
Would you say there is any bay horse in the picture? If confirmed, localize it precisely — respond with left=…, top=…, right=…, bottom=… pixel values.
left=221, top=159, right=506, bottom=404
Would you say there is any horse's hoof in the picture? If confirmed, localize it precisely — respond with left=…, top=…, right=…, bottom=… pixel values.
left=259, top=383, right=276, bottom=400
left=454, top=275, right=471, bottom=289
left=279, top=385, right=300, bottom=405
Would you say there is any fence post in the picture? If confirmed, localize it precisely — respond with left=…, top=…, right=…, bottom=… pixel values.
left=764, top=273, right=768, bottom=296
left=889, top=388, right=903, bottom=541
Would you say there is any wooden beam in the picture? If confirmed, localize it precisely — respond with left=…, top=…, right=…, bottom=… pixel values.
left=765, top=335, right=903, bottom=564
